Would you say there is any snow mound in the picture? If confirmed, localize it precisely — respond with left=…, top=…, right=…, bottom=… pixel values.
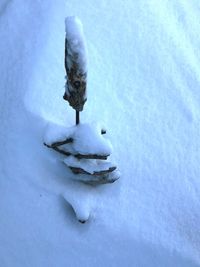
left=63, top=181, right=97, bottom=223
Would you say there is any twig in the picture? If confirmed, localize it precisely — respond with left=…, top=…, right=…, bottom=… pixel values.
left=50, top=138, right=73, bottom=147
left=44, top=143, right=109, bottom=160
left=44, top=143, right=71, bottom=156
left=69, top=166, right=116, bottom=176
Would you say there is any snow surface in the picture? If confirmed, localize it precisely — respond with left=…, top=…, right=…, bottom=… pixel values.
left=1, top=0, right=200, bottom=266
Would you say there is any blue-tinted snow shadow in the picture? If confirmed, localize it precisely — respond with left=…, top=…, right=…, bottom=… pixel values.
left=55, top=198, right=200, bottom=267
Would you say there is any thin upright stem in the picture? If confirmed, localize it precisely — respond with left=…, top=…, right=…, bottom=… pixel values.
left=76, top=111, right=80, bottom=125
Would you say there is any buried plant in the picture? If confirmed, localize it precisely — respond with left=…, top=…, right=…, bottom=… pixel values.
left=44, top=16, right=119, bottom=185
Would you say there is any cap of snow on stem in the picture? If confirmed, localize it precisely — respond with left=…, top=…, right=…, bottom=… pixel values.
left=64, top=16, right=88, bottom=112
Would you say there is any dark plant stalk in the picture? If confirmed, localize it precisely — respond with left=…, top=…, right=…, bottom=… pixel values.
left=76, top=111, right=80, bottom=125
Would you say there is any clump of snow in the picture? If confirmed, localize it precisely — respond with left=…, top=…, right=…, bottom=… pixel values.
left=44, top=122, right=112, bottom=156
left=65, top=16, right=87, bottom=74
left=44, top=121, right=117, bottom=184
left=72, top=123, right=112, bottom=155
left=43, top=123, right=74, bottom=145
left=63, top=181, right=98, bottom=222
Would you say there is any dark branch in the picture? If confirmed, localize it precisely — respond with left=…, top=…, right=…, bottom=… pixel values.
left=69, top=166, right=116, bottom=176
left=44, top=143, right=71, bottom=156
left=44, top=143, right=109, bottom=160
left=50, top=138, right=73, bottom=148
left=101, top=129, right=106, bottom=135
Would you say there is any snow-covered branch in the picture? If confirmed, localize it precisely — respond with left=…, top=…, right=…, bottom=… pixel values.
left=64, top=16, right=88, bottom=112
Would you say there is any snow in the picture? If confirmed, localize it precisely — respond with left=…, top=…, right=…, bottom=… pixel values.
left=63, top=181, right=98, bottom=222
left=44, top=122, right=112, bottom=155
left=65, top=16, right=87, bottom=74
left=72, top=123, right=112, bottom=155
left=1, top=0, right=200, bottom=266
left=44, top=122, right=74, bottom=145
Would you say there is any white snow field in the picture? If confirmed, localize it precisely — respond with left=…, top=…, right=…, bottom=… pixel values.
left=0, top=0, right=200, bottom=266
